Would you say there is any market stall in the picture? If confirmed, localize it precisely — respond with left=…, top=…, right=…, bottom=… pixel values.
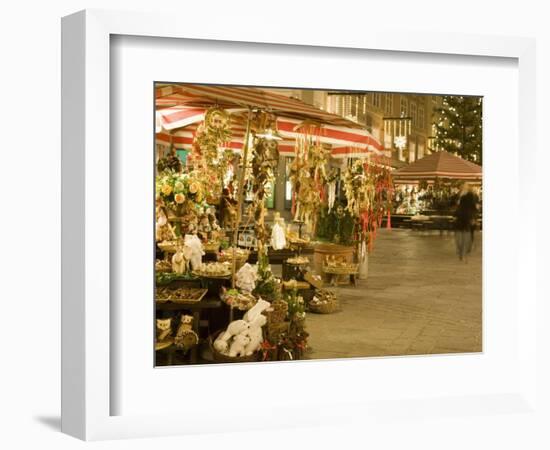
left=391, top=151, right=482, bottom=220
left=154, top=83, right=392, bottom=365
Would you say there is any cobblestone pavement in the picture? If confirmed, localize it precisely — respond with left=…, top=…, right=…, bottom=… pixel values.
left=305, top=228, right=482, bottom=359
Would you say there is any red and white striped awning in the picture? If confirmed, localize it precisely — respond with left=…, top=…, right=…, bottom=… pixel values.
left=156, top=107, right=205, bottom=132
left=157, top=112, right=385, bottom=158
left=155, top=120, right=297, bottom=155
left=155, top=118, right=382, bottom=157
left=156, top=84, right=386, bottom=157
left=275, top=117, right=384, bottom=155
left=156, top=84, right=363, bottom=128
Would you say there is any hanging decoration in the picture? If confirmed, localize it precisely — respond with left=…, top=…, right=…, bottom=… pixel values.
left=193, top=108, right=232, bottom=163
left=342, top=158, right=393, bottom=252
left=289, top=123, right=329, bottom=231
left=240, top=111, right=283, bottom=302
left=191, top=107, right=235, bottom=196
left=250, top=136, right=278, bottom=248
left=326, top=168, right=339, bottom=213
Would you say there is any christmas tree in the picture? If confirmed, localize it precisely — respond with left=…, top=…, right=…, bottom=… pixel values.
left=433, top=96, right=482, bottom=164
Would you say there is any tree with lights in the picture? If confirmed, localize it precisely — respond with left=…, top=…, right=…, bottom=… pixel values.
left=433, top=96, right=482, bottom=164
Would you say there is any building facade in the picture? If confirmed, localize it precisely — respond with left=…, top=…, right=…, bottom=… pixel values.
left=325, top=91, right=440, bottom=163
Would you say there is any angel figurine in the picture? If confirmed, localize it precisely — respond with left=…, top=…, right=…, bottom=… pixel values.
left=270, top=211, right=287, bottom=250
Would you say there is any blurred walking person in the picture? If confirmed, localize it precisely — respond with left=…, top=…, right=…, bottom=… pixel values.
left=454, top=182, right=479, bottom=261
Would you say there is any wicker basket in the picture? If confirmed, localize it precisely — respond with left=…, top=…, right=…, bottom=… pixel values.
left=308, top=292, right=340, bottom=314
left=265, top=300, right=288, bottom=325
left=309, top=301, right=339, bottom=314
left=266, top=321, right=289, bottom=341
left=209, top=331, right=260, bottom=363
left=217, top=250, right=249, bottom=271
left=304, top=271, right=324, bottom=289
left=157, top=240, right=179, bottom=254
left=323, top=264, right=359, bottom=275
left=203, top=241, right=221, bottom=253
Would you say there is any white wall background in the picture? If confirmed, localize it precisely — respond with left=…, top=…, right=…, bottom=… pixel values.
left=0, top=1, right=547, bottom=448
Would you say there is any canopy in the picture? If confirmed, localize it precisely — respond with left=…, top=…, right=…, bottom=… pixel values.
left=392, top=151, right=482, bottom=183
left=156, top=84, right=386, bottom=157
left=156, top=84, right=363, bottom=128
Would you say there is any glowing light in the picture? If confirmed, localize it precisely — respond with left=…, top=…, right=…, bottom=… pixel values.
left=256, top=128, right=283, bottom=141
left=394, top=135, right=407, bottom=150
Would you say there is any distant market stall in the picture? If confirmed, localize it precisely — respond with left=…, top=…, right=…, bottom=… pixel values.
left=392, top=150, right=482, bottom=184
left=391, top=150, right=482, bottom=222
left=154, top=83, right=392, bottom=366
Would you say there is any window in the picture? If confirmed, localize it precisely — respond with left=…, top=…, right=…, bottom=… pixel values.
left=344, top=96, right=351, bottom=117
left=418, top=106, right=425, bottom=128
left=350, top=95, right=358, bottom=118
left=400, top=97, right=408, bottom=117
left=410, top=102, right=417, bottom=127
left=329, top=96, right=341, bottom=116
left=373, top=92, right=381, bottom=108
left=384, top=93, right=393, bottom=115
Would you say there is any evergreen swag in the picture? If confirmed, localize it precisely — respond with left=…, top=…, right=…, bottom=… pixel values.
left=316, top=204, right=355, bottom=246
left=433, top=96, right=482, bottom=164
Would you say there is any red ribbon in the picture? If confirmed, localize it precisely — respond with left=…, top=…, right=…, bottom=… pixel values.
left=260, top=341, right=277, bottom=361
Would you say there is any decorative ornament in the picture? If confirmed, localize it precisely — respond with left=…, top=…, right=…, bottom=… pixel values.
left=156, top=317, right=172, bottom=342
left=174, top=314, right=199, bottom=351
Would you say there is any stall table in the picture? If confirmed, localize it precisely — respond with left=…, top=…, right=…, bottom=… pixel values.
left=323, top=265, right=359, bottom=286
left=410, top=218, right=434, bottom=232
left=247, top=246, right=314, bottom=264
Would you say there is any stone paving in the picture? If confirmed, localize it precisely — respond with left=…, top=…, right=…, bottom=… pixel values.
left=305, top=228, right=482, bottom=359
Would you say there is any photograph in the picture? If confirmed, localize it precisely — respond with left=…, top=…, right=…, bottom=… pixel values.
left=154, top=83, right=483, bottom=366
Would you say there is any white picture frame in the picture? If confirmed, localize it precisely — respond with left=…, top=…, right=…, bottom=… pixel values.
left=61, top=9, right=538, bottom=441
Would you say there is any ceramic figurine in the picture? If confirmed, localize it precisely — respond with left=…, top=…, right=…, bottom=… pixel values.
left=183, top=234, right=204, bottom=271
left=156, top=317, right=172, bottom=342
left=174, top=314, right=199, bottom=351
left=270, top=212, right=287, bottom=250
left=236, top=263, right=258, bottom=293
left=187, top=216, right=199, bottom=235
left=171, top=244, right=193, bottom=274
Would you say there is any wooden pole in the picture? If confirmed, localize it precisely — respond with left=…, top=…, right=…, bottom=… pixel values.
left=231, top=108, right=253, bottom=288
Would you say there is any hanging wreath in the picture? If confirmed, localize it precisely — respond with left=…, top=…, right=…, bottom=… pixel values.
left=191, top=107, right=235, bottom=195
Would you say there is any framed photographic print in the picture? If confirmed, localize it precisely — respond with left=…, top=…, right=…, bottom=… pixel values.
left=62, top=9, right=538, bottom=441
